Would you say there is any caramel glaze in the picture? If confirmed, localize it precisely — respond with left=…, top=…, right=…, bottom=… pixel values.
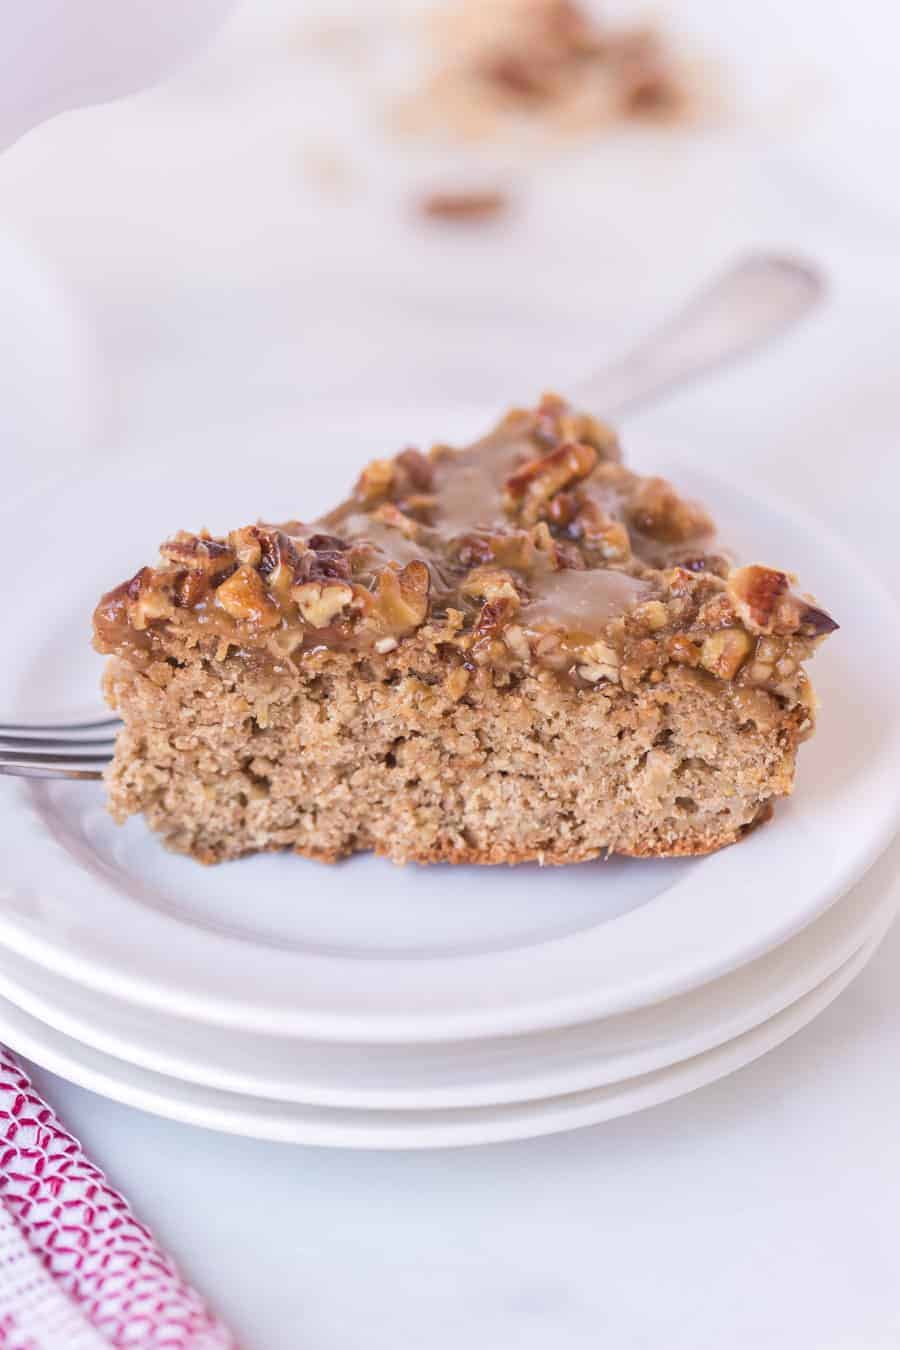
left=93, top=394, right=837, bottom=701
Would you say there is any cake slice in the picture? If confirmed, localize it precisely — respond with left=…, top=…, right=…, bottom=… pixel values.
left=92, top=396, right=837, bottom=865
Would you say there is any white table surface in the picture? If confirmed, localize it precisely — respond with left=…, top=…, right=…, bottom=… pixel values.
left=1, top=1, right=899, bottom=1345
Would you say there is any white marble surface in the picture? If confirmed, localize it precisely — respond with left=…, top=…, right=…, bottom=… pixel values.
left=1, top=0, right=900, bottom=1345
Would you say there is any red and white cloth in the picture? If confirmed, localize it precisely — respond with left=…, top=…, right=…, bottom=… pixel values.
left=0, top=1048, right=236, bottom=1350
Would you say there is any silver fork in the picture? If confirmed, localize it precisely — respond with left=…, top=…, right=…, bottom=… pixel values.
left=0, top=717, right=120, bottom=781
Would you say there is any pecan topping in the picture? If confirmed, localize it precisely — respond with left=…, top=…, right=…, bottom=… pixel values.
left=578, top=639, right=620, bottom=684
left=258, top=529, right=300, bottom=581
left=291, top=580, right=356, bottom=629
left=627, top=477, right=713, bottom=545
left=459, top=567, right=521, bottom=606
left=372, top=503, right=422, bottom=540
left=504, top=441, right=598, bottom=526
left=449, top=532, right=497, bottom=568
left=699, top=628, right=753, bottom=680
left=354, top=458, right=395, bottom=507
left=373, top=560, right=431, bottom=632
left=725, top=565, right=838, bottom=639
left=93, top=394, right=836, bottom=703
left=216, top=566, right=280, bottom=628
left=160, top=534, right=233, bottom=574
left=294, top=538, right=351, bottom=584
left=394, top=448, right=435, bottom=492
left=173, top=569, right=209, bottom=609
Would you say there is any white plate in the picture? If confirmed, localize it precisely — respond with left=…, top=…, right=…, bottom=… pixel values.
left=0, top=836, right=895, bottom=1110
left=2, top=928, right=888, bottom=1149
left=1, top=410, right=899, bottom=1041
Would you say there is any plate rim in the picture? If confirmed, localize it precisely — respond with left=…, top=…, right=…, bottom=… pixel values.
left=5, top=926, right=889, bottom=1150
left=0, top=836, right=894, bottom=1109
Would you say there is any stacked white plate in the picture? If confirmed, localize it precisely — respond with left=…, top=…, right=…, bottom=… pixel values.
left=1, top=412, right=899, bottom=1148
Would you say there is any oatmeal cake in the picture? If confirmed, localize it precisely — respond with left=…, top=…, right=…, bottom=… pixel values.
left=93, top=395, right=837, bottom=866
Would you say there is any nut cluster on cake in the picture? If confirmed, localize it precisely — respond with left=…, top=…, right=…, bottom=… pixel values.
left=95, top=395, right=837, bottom=720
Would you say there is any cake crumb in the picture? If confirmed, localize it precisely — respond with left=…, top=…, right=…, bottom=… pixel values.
left=419, top=189, right=510, bottom=222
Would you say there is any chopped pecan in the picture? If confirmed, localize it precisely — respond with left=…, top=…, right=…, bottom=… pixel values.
left=126, top=566, right=153, bottom=601
left=126, top=568, right=174, bottom=630
left=577, top=638, right=620, bottom=684
left=727, top=565, right=789, bottom=633
left=228, top=526, right=263, bottom=568
left=694, top=592, right=736, bottom=633
left=173, top=569, right=209, bottom=608
left=699, top=628, right=753, bottom=680
left=373, top=560, right=431, bottom=632
left=395, top=448, right=435, bottom=492
left=257, top=529, right=300, bottom=582
left=354, top=458, right=395, bottom=507
left=459, top=567, right=521, bottom=606
left=293, top=538, right=352, bottom=585
left=160, top=533, right=234, bottom=574
left=532, top=393, right=567, bottom=448
left=798, top=602, right=839, bottom=638
left=449, top=532, right=497, bottom=568
left=372, top=502, right=422, bottom=540
left=216, top=566, right=280, bottom=628
left=667, top=633, right=700, bottom=666
left=558, top=412, right=620, bottom=463
left=306, top=532, right=347, bottom=552
left=131, top=591, right=174, bottom=630
left=291, top=579, right=356, bottom=628
left=727, top=566, right=839, bottom=639
left=573, top=501, right=631, bottom=563
left=472, top=596, right=518, bottom=647
left=491, top=530, right=539, bottom=571
left=504, top=441, right=597, bottom=526
left=631, top=599, right=668, bottom=632
left=627, top=477, right=713, bottom=544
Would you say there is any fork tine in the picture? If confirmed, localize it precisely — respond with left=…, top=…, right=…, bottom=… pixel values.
left=0, top=750, right=111, bottom=767
left=0, top=715, right=116, bottom=783
left=0, top=733, right=117, bottom=749
left=0, top=716, right=120, bottom=733
left=0, top=763, right=105, bottom=781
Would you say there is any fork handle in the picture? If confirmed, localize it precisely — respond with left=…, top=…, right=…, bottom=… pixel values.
left=569, top=254, right=824, bottom=419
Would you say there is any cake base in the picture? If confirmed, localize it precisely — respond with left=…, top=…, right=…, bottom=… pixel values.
left=102, top=637, right=802, bottom=866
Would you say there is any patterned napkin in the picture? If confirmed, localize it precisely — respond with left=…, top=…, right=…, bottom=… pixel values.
left=0, top=1048, right=236, bottom=1350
